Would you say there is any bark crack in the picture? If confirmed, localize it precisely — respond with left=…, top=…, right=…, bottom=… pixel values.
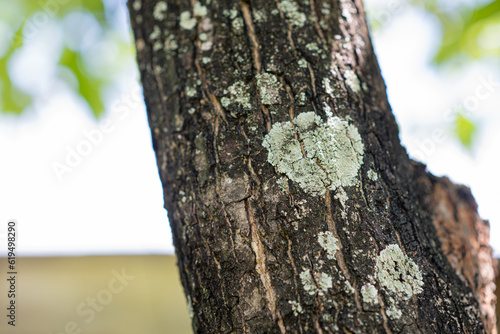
left=308, top=0, right=327, bottom=45
left=240, top=1, right=261, bottom=73
left=275, top=0, right=298, bottom=58
left=324, top=189, right=361, bottom=312
left=281, top=219, right=305, bottom=334
left=245, top=198, right=286, bottom=334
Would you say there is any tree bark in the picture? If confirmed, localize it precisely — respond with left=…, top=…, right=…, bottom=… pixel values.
left=128, top=0, right=496, bottom=333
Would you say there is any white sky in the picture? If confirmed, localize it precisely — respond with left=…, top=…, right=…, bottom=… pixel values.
left=0, top=1, right=499, bottom=256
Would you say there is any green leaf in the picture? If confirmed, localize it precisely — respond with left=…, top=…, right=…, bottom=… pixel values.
left=59, top=47, right=107, bottom=118
left=0, top=48, right=31, bottom=113
left=0, top=75, right=32, bottom=114
left=454, top=113, right=477, bottom=149
left=412, top=0, right=500, bottom=64
left=0, top=0, right=110, bottom=116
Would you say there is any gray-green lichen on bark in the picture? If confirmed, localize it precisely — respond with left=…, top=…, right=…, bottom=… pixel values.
left=262, top=111, right=364, bottom=197
left=128, top=0, right=496, bottom=333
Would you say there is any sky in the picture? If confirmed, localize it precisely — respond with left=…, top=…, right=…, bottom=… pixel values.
left=0, top=0, right=499, bottom=257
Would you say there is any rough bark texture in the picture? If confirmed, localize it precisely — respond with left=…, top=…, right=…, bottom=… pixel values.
left=128, top=0, right=496, bottom=333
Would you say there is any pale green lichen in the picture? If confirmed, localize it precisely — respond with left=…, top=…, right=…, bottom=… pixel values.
left=306, top=42, right=322, bottom=53
left=317, top=231, right=339, bottom=260
left=256, top=73, right=280, bottom=105
left=387, top=305, right=402, bottom=319
left=344, top=69, right=361, bottom=93
left=153, top=2, right=168, bottom=20
left=132, top=0, right=141, bottom=11
left=297, top=91, right=307, bottom=104
left=342, top=5, right=353, bottom=23
left=344, top=279, right=355, bottom=294
left=334, top=187, right=348, bottom=218
left=376, top=244, right=424, bottom=300
left=199, top=32, right=208, bottom=41
left=232, top=17, right=244, bottom=33
left=193, top=2, right=208, bottom=17
left=223, top=9, right=238, bottom=19
left=180, top=11, right=197, bottom=30
left=253, top=10, right=267, bottom=23
left=276, top=177, right=288, bottom=192
left=280, top=0, right=306, bottom=27
left=221, top=81, right=252, bottom=110
left=298, top=58, right=308, bottom=69
left=300, top=269, right=332, bottom=296
left=321, top=2, right=331, bottom=15
left=164, top=35, right=178, bottom=51
left=262, top=112, right=364, bottom=197
left=201, top=57, right=211, bottom=64
left=186, top=86, right=197, bottom=97
left=323, top=102, right=333, bottom=117
left=201, top=41, right=212, bottom=50
left=323, top=78, right=334, bottom=97
left=288, top=300, right=303, bottom=316
left=153, top=41, right=163, bottom=51
left=149, top=25, right=161, bottom=40
left=361, top=283, right=379, bottom=305
left=367, top=169, right=378, bottom=181
left=334, top=187, right=348, bottom=209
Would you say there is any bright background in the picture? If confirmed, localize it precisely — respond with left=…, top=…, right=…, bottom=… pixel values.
left=0, top=0, right=499, bottom=257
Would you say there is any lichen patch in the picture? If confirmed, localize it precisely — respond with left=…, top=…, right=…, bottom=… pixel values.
left=323, top=78, right=335, bottom=98
left=298, top=58, right=308, bottom=68
left=279, top=0, right=306, bottom=27
left=149, top=25, right=161, bottom=40
left=334, top=187, right=349, bottom=219
left=288, top=300, right=303, bottom=316
left=153, top=2, right=168, bottom=20
left=223, top=8, right=238, bottom=19
left=132, top=0, right=141, bottom=11
left=361, top=283, right=379, bottom=305
left=300, top=269, right=332, bottom=296
left=317, top=231, right=339, bottom=260
left=387, top=305, right=402, bottom=319
left=344, top=69, right=361, bottom=93
left=193, top=2, right=208, bottom=17
left=256, top=73, right=281, bottom=105
left=376, top=244, right=424, bottom=300
left=306, top=42, right=322, bottom=54
left=221, top=81, right=252, bottom=110
left=180, top=11, right=197, bottom=30
left=367, top=169, right=378, bottom=181
left=262, top=112, right=364, bottom=197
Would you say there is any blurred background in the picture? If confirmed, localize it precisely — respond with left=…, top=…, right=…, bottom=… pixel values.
left=0, top=0, right=498, bottom=333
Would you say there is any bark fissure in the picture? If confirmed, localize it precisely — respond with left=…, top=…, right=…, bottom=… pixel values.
left=240, top=2, right=261, bottom=73
left=245, top=198, right=286, bottom=333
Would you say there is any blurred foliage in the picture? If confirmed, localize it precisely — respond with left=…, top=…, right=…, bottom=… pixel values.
left=411, top=0, right=500, bottom=64
left=367, top=0, right=499, bottom=150
left=410, top=0, right=498, bottom=150
left=454, top=112, right=478, bottom=149
left=0, top=0, right=133, bottom=117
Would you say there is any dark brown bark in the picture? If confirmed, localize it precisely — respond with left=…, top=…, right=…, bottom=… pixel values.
left=128, top=0, right=496, bottom=333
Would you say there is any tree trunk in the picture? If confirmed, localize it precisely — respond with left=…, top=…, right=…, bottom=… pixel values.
left=128, top=0, right=496, bottom=332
